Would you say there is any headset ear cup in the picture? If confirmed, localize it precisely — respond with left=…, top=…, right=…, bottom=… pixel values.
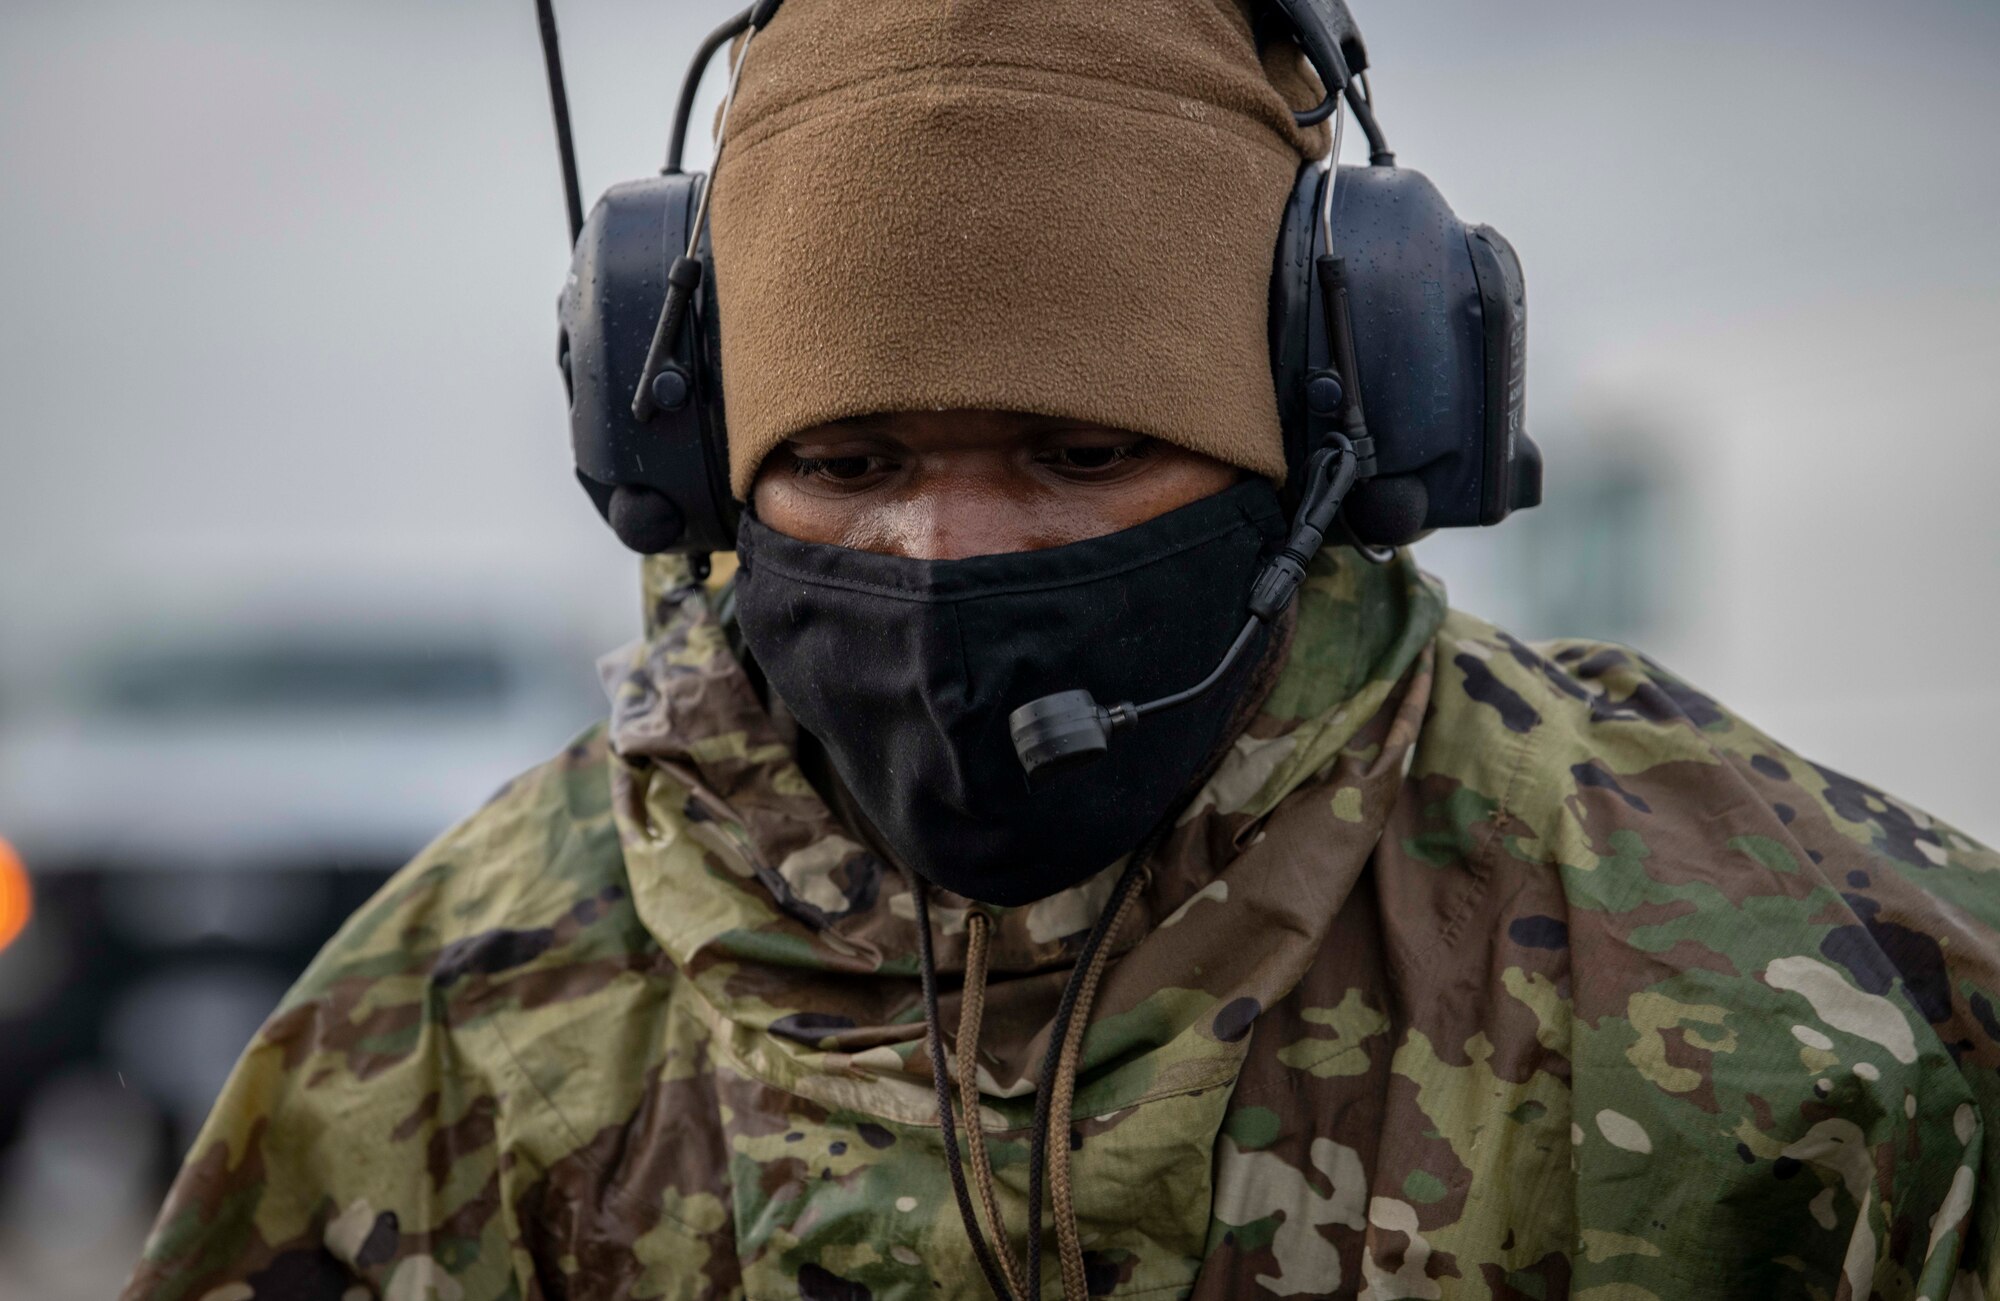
left=1268, top=163, right=1324, bottom=500
left=562, top=173, right=739, bottom=553
left=694, top=234, right=736, bottom=516
left=1342, top=475, right=1428, bottom=548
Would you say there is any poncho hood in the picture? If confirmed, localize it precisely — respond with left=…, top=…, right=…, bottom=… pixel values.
left=600, top=544, right=1443, bottom=1125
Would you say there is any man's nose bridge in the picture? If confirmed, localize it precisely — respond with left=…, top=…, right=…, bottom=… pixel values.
left=917, top=501, right=990, bottom=562
left=894, top=483, right=1020, bottom=560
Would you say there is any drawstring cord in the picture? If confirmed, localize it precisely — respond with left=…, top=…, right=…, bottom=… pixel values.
left=1020, top=853, right=1149, bottom=1299
left=958, top=914, right=1030, bottom=1300
left=912, top=847, right=1154, bottom=1300
left=1047, top=880, right=1143, bottom=1298
left=912, top=877, right=1020, bottom=1300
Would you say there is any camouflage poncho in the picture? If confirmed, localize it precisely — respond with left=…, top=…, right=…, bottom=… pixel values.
left=125, top=547, right=2000, bottom=1299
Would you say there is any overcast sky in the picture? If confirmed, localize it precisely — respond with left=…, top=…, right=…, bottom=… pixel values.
left=1, top=0, right=1995, bottom=833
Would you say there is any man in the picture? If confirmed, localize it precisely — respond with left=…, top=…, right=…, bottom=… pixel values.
left=126, top=0, right=2000, bottom=1297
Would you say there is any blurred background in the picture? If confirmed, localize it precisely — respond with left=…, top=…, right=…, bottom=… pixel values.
left=1, top=0, right=1995, bottom=1295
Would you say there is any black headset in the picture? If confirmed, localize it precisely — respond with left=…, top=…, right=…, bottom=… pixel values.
left=536, top=0, right=1541, bottom=562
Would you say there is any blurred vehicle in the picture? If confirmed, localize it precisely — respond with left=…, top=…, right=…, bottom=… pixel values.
left=0, top=591, right=611, bottom=1212
left=0, top=623, right=601, bottom=875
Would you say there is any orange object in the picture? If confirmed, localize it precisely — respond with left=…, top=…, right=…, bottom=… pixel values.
left=0, top=835, right=30, bottom=954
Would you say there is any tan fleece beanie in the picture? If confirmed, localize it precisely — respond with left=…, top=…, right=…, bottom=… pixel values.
left=708, top=0, right=1330, bottom=497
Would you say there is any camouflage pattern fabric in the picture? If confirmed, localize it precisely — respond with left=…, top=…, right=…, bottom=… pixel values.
left=124, top=546, right=2000, bottom=1300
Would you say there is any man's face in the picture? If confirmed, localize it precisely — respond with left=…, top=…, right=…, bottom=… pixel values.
left=751, top=410, right=1242, bottom=559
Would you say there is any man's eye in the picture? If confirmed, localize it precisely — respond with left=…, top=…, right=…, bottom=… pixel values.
left=794, top=455, right=881, bottom=482
left=1043, top=441, right=1149, bottom=472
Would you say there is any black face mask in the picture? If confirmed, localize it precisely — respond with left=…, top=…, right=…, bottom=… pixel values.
left=734, top=479, right=1288, bottom=906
